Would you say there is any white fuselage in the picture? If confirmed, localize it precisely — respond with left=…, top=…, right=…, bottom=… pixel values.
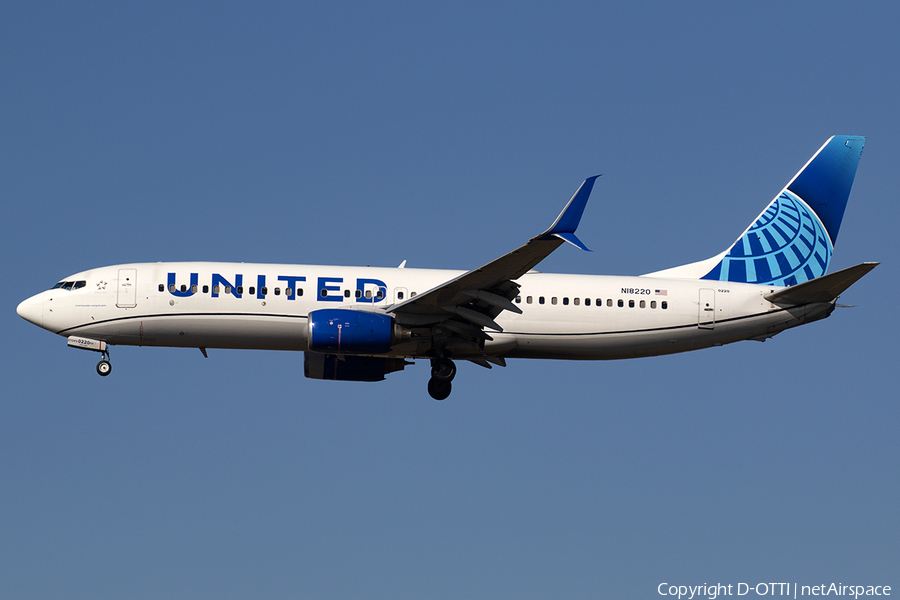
left=17, top=262, right=834, bottom=360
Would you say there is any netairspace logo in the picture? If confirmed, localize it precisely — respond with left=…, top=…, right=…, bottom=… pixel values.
left=657, top=583, right=892, bottom=599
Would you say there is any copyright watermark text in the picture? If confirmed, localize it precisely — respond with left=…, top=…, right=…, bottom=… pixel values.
left=658, top=583, right=891, bottom=599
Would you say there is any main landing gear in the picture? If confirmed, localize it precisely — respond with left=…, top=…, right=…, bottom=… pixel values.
left=428, top=357, right=456, bottom=400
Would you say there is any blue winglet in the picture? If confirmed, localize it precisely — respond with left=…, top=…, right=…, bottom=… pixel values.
left=536, top=175, right=599, bottom=251
left=551, top=231, right=590, bottom=251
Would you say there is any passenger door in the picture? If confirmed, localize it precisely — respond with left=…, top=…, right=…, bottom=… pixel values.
left=117, top=268, right=137, bottom=308
left=698, top=288, right=715, bottom=329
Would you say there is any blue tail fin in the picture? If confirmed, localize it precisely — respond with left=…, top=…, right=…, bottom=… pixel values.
left=698, top=136, right=865, bottom=286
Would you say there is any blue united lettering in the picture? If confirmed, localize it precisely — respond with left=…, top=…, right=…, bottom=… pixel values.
left=166, top=273, right=387, bottom=303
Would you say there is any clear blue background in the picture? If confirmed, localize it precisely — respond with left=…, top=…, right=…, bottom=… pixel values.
left=2, top=2, right=897, bottom=598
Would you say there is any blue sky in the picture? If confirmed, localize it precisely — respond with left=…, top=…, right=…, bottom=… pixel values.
left=2, top=2, right=898, bottom=598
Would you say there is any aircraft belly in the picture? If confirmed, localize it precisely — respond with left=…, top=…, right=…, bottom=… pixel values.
left=504, top=307, right=819, bottom=360
left=69, top=314, right=309, bottom=351
left=506, top=329, right=698, bottom=360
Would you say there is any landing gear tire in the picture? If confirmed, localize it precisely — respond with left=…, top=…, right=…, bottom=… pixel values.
left=428, top=378, right=452, bottom=401
left=97, top=360, right=112, bottom=376
left=431, top=358, right=456, bottom=382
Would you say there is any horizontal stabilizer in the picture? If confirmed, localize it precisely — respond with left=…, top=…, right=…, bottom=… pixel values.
left=765, top=262, right=878, bottom=305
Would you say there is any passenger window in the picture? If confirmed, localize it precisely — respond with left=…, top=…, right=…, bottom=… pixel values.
left=515, top=296, right=521, bottom=303
left=365, top=290, right=372, bottom=299
left=539, top=296, right=545, bottom=305
left=562, top=297, right=569, bottom=306
left=181, top=284, right=187, bottom=293
left=398, top=291, right=404, bottom=300
left=158, top=284, right=164, bottom=292
left=526, top=296, right=533, bottom=304
left=411, top=291, right=417, bottom=297
left=574, top=298, right=580, bottom=306
left=662, top=301, right=668, bottom=310
left=617, top=299, right=624, bottom=308
left=320, top=289, right=327, bottom=297
left=274, top=288, right=281, bottom=295
left=203, top=285, right=209, bottom=294
left=224, top=286, right=232, bottom=294
left=249, top=286, right=255, bottom=295
left=651, top=300, right=657, bottom=309
left=298, top=289, right=303, bottom=296
left=585, top=298, right=591, bottom=306
left=213, top=285, right=220, bottom=294
left=344, top=289, right=351, bottom=298
left=286, top=288, right=293, bottom=297
left=169, top=284, right=176, bottom=293
left=376, top=290, right=384, bottom=299
left=629, top=300, right=634, bottom=308
left=607, top=299, right=613, bottom=307
left=191, top=285, right=198, bottom=293
left=237, top=286, right=243, bottom=294
left=261, top=287, right=267, bottom=295
left=640, top=300, right=645, bottom=308
left=355, top=290, right=362, bottom=298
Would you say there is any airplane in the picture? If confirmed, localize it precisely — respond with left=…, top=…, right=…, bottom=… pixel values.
left=17, top=135, right=877, bottom=400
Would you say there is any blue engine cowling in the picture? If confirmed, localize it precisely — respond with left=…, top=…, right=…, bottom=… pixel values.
left=304, top=352, right=409, bottom=382
left=307, top=309, right=405, bottom=354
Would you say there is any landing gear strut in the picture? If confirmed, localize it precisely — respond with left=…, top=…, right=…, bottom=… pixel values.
left=428, top=357, right=456, bottom=400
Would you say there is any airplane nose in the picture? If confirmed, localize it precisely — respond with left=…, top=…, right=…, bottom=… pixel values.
left=16, top=295, right=43, bottom=328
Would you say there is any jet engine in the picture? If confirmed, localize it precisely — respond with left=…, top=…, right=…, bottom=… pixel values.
left=307, top=309, right=410, bottom=354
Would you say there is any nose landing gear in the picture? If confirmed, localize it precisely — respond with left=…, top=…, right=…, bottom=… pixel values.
left=66, top=336, right=113, bottom=377
left=428, top=357, right=456, bottom=400
left=96, top=358, right=112, bottom=376
left=96, top=349, right=112, bottom=376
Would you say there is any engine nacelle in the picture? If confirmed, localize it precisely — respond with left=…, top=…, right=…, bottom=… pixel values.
left=307, top=309, right=409, bottom=354
left=304, top=352, right=409, bottom=382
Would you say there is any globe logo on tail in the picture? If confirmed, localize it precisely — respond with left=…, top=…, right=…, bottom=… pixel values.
left=703, top=190, right=832, bottom=286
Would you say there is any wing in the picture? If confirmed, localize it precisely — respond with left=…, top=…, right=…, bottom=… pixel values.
left=386, top=177, right=598, bottom=350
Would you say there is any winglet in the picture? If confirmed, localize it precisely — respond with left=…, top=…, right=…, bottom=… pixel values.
left=534, top=175, right=599, bottom=251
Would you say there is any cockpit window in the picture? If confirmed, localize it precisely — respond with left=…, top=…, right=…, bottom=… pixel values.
left=53, top=280, right=86, bottom=291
